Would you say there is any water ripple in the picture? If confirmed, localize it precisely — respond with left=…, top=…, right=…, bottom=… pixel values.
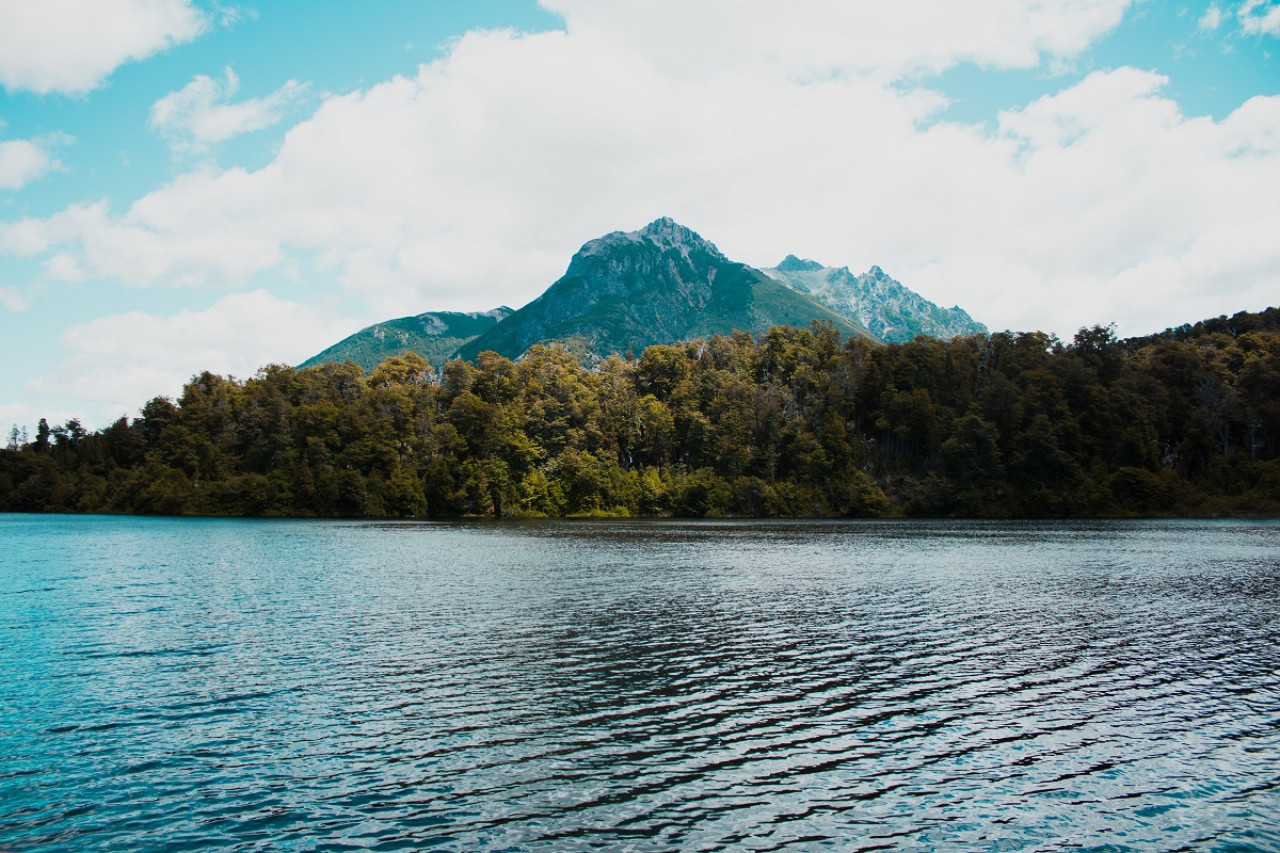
left=1, top=516, right=1277, bottom=851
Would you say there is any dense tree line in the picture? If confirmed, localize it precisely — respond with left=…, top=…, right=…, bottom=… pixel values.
left=3, top=308, right=1279, bottom=518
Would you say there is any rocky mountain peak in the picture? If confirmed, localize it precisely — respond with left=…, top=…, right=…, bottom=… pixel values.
left=567, top=217, right=725, bottom=276
left=639, top=217, right=724, bottom=258
left=776, top=255, right=824, bottom=272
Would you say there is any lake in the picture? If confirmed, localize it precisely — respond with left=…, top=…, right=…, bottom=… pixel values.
left=1, top=515, right=1278, bottom=851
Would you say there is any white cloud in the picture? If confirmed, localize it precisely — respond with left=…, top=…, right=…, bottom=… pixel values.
left=0, top=403, right=79, bottom=437
left=0, top=0, right=207, bottom=95
left=1238, top=0, right=1280, bottom=35
left=541, top=0, right=1133, bottom=80
left=28, top=290, right=359, bottom=425
left=1106, top=217, right=1280, bottom=334
left=0, top=134, right=69, bottom=191
left=0, top=284, right=29, bottom=311
left=1, top=194, right=290, bottom=287
left=150, top=67, right=306, bottom=158
left=1, top=0, right=1277, bottom=350
left=0, top=139, right=49, bottom=191
left=1199, top=4, right=1224, bottom=30
left=899, top=73, right=1280, bottom=335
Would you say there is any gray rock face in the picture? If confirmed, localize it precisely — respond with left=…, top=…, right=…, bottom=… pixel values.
left=764, top=258, right=987, bottom=343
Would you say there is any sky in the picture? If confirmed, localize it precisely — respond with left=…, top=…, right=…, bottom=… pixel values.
left=1, top=0, right=1278, bottom=432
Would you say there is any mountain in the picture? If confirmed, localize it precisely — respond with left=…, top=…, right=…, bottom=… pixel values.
left=301, top=218, right=989, bottom=369
left=299, top=308, right=512, bottom=372
left=454, top=218, right=876, bottom=362
left=764, top=256, right=987, bottom=343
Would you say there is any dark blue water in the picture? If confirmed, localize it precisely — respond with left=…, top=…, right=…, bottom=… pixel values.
left=1, top=515, right=1278, bottom=851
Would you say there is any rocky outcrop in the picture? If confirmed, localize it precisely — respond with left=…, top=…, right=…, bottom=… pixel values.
left=764, top=257, right=986, bottom=342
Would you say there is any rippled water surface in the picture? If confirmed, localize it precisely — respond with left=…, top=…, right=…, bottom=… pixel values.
left=2, top=516, right=1278, bottom=851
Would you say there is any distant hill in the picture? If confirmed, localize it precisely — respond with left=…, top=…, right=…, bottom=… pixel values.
left=302, top=218, right=988, bottom=369
left=763, top=256, right=987, bottom=343
left=299, top=309, right=512, bottom=372
left=455, top=218, right=875, bottom=362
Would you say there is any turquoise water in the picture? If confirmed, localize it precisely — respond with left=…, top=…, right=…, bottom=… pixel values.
left=1, top=515, right=1278, bottom=851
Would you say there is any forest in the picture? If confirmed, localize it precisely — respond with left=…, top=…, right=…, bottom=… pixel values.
left=3, top=308, right=1279, bottom=518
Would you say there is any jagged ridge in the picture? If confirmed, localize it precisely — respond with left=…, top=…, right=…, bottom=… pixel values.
left=765, top=256, right=986, bottom=343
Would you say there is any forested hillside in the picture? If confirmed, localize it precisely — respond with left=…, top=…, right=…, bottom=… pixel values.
left=3, top=308, right=1278, bottom=518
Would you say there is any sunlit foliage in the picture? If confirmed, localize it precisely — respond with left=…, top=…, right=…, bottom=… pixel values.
left=3, top=310, right=1278, bottom=518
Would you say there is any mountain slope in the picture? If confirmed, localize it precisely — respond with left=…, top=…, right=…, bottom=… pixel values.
left=300, top=308, right=512, bottom=372
left=764, top=256, right=986, bottom=343
left=456, top=218, right=876, bottom=361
